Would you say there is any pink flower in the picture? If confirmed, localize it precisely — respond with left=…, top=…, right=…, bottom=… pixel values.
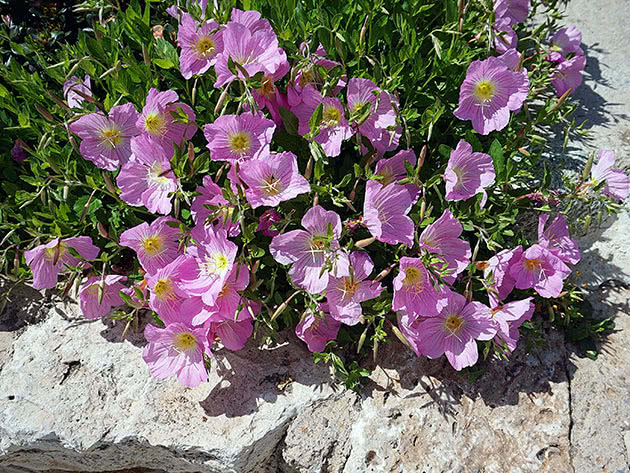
left=326, top=252, right=383, bottom=326
left=230, top=8, right=274, bottom=33
left=63, top=75, right=92, bottom=109
left=454, top=57, right=527, bottom=135
left=346, top=78, right=400, bottom=156
left=183, top=225, right=239, bottom=305
left=419, top=209, right=472, bottom=283
left=192, top=263, right=250, bottom=325
left=484, top=246, right=523, bottom=305
left=292, top=84, right=352, bottom=157
left=143, top=318, right=211, bottom=387
left=444, top=140, right=495, bottom=205
left=178, top=13, right=224, bottom=79
left=119, top=217, right=182, bottom=274
left=25, top=237, right=100, bottom=290
left=257, top=209, right=282, bottom=236
left=399, top=291, right=496, bottom=371
left=137, top=89, right=196, bottom=156
left=213, top=21, right=287, bottom=88
left=497, top=49, right=529, bottom=113
left=288, top=43, right=346, bottom=107
left=239, top=151, right=310, bottom=208
left=270, top=205, right=349, bottom=294
left=11, top=139, right=28, bottom=163
left=508, top=244, right=570, bottom=298
left=491, top=297, right=534, bottom=352
left=493, top=18, right=518, bottom=54
left=374, top=149, right=417, bottom=186
left=296, top=304, right=342, bottom=352
left=190, top=176, right=240, bottom=236
left=549, top=26, right=583, bottom=58
left=252, top=63, right=290, bottom=126
left=208, top=316, right=254, bottom=351
left=494, top=0, right=530, bottom=25
left=363, top=181, right=419, bottom=247
left=117, top=135, right=178, bottom=215
left=590, top=150, right=630, bottom=201
left=147, top=255, right=203, bottom=323
left=203, top=112, right=275, bottom=163
left=69, top=104, right=140, bottom=170
left=551, top=55, right=586, bottom=97
left=79, top=275, right=127, bottom=319
left=538, top=214, right=580, bottom=265
left=392, top=257, right=447, bottom=317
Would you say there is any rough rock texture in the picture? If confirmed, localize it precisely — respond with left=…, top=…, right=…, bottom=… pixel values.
left=559, top=1, right=630, bottom=472
left=1, top=294, right=573, bottom=473
left=0, top=299, right=336, bottom=473
left=281, top=334, right=571, bottom=473
left=2, top=0, right=630, bottom=472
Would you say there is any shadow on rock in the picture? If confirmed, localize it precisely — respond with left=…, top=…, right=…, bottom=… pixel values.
left=199, top=332, right=333, bottom=418
left=0, top=277, right=50, bottom=332
left=359, top=323, right=570, bottom=419
left=98, top=311, right=152, bottom=348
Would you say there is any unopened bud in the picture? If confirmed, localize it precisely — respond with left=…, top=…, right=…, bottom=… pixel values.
left=102, top=171, right=117, bottom=196
left=214, top=87, right=229, bottom=116
left=35, top=104, right=55, bottom=123
left=355, top=236, right=376, bottom=248
left=97, top=221, right=109, bottom=239
left=476, top=261, right=489, bottom=271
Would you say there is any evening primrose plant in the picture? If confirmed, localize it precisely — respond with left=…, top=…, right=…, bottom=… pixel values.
left=0, top=0, right=627, bottom=389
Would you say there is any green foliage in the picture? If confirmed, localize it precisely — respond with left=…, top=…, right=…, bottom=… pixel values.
left=0, top=0, right=621, bottom=390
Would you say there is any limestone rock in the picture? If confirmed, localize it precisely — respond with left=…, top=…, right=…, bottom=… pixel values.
left=0, top=298, right=336, bottom=473
left=280, top=332, right=572, bottom=473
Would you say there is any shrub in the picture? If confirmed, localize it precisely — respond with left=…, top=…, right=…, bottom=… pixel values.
left=1, top=0, right=627, bottom=389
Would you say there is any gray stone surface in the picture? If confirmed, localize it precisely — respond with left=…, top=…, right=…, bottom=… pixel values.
left=1, top=293, right=574, bottom=473
left=0, top=298, right=336, bottom=473
left=2, top=1, right=630, bottom=472
left=559, top=1, right=630, bottom=472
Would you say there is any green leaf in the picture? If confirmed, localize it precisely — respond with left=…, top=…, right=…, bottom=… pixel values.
left=153, top=59, right=174, bottom=69
left=489, top=139, right=505, bottom=183
left=309, top=103, right=323, bottom=136
left=278, top=107, right=299, bottom=136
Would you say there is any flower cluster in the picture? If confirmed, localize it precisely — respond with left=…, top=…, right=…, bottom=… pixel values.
left=546, top=26, right=586, bottom=97
left=21, top=4, right=630, bottom=387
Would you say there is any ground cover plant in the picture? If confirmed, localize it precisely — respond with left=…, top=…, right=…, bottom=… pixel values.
left=1, top=0, right=628, bottom=389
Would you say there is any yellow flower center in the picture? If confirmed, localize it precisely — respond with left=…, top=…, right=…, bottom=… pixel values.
left=144, top=112, right=167, bottom=136
left=44, top=242, right=66, bottom=262
left=299, top=69, right=315, bottom=88
left=194, top=36, right=215, bottom=58
left=259, top=76, right=276, bottom=98
left=353, top=102, right=365, bottom=113
left=87, top=283, right=100, bottom=296
left=228, top=132, right=252, bottom=155
left=199, top=253, right=230, bottom=276
left=153, top=278, right=174, bottom=299
left=262, top=176, right=283, bottom=196
left=340, top=277, right=360, bottom=299
left=322, top=105, right=341, bottom=128
left=142, top=235, right=164, bottom=256
left=453, top=167, right=467, bottom=186
left=403, top=266, right=421, bottom=285
left=473, top=79, right=496, bottom=103
left=147, top=163, right=172, bottom=189
left=444, top=314, right=464, bottom=334
left=100, top=126, right=123, bottom=149
left=173, top=332, right=197, bottom=352
left=524, top=258, right=542, bottom=272
left=310, top=237, right=327, bottom=252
